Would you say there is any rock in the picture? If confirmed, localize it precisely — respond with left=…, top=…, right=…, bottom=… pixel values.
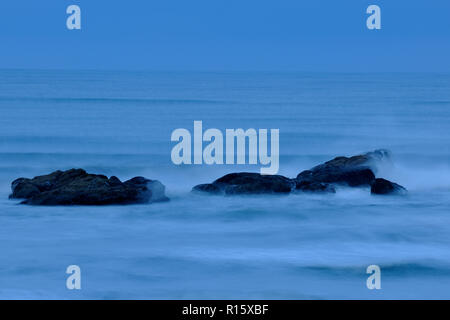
left=9, top=169, right=169, bottom=205
left=295, top=150, right=391, bottom=188
left=192, top=183, right=222, bottom=194
left=294, top=180, right=336, bottom=193
left=371, top=178, right=407, bottom=195
left=192, top=172, right=295, bottom=195
left=10, top=178, right=40, bottom=199
left=296, top=167, right=375, bottom=187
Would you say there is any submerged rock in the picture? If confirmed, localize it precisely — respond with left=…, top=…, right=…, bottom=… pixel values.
left=192, top=172, right=295, bottom=195
left=9, top=169, right=169, bottom=205
left=371, top=178, right=407, bottom=195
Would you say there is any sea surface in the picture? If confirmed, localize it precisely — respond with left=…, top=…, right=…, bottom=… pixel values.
left=0, top=70, right=450, bottom=299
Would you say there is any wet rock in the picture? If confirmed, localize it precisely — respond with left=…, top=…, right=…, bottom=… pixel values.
left=296, top=167, right=375, bottom=187
left=193, top=172, right=295, bottom=195
left=371, top=178, right=407, bottom=195
left=294, top=180, right=336, bottom=193
left=192, top=183, right=222, bottom=194
left=295, top=150, right=391, bottom=188
left=9, top=169, right=169, bottom=205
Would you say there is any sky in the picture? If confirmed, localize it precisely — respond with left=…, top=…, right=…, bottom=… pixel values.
left=0, top=0, right=449, bottom=72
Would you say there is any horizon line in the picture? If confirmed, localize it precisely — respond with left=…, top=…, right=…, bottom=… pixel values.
left=0, top=68, right=449, bottom=75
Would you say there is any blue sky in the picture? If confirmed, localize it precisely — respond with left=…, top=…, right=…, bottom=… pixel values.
left=0, top=0, right=449, bottom=71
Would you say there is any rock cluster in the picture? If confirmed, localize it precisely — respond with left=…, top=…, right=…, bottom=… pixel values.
left=9, top=169, right=168, bottom=205
left=193, top=150, right=406, bottom=196
left=9, top=150, right=407, bottom=206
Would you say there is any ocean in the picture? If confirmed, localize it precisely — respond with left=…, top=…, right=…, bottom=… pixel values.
left=0, top=70, right=449, bottom=299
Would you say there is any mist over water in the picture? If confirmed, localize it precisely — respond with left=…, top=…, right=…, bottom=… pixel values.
left=0, top=70, right=450, bottom=299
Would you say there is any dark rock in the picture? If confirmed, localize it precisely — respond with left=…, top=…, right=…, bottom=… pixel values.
left=296, top=167, right=375, bottom=187
left=192, top=183, right=222, bottom=194
left=108, top=176, right=122, bottom=186
left=294, top=180, right=336, bottom=193
left=9, top=169, right=169, bottom=205
left=371, top=178, right=407, bottom=195
left=295, top=150, right=391, bottom=188
left=193, top=172, right=295, bottom=195
left=10, top=178, right=41, bottom=199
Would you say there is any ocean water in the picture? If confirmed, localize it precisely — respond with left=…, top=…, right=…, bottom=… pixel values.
left=0, top=70, right=450, bottom=299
